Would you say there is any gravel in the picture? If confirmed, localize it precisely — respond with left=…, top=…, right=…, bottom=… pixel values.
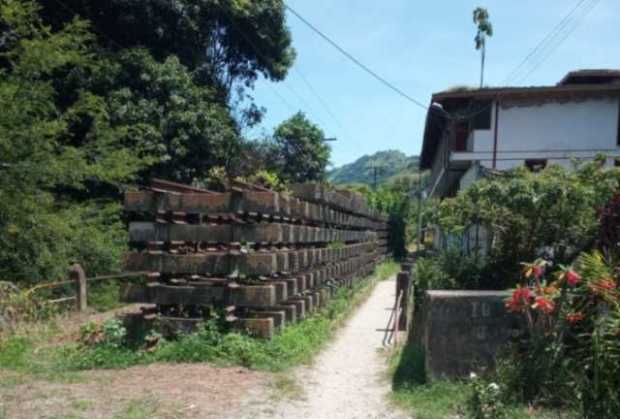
left=232, top=277, right=410, bottom=419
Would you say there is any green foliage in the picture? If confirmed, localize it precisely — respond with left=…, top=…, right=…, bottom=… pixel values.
left=413, top=256, right=454, bottom=291
left=87, top=281, right=123, bottom=312
left=0, top=262, right=398, bottom=373
left=436, top=162, right=620, bottom=288
left=37, top=0, right=295, bottom=89
left=350, top=173, right=430, bottom=258
left=0, top=336, right=31, bottom=371
left=268, top=112, right=331, bottom=183
left=467, top=374, right=507, bottom=419
left=0, top=2, right=141, bottom=284
left=391, top=379, right=470, bottom=419
left=100, top=49, right=241, bottom=182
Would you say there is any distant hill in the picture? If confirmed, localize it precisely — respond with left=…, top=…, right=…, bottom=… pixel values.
left=328, top=150, right=419, bottom=186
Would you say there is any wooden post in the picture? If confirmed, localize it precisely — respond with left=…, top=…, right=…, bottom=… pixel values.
left=70, top=264, right=87, bottom=312
left=396, top=271, right=412, bottom=331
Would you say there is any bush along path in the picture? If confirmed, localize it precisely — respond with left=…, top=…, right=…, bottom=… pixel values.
left=229, top=275, right=409, bottom=419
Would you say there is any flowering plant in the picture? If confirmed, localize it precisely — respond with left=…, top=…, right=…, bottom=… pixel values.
left=504, top=251, right=620, bottom=416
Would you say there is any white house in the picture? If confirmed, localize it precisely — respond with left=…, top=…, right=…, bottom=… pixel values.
left=420, top=69, right=620, bottom=199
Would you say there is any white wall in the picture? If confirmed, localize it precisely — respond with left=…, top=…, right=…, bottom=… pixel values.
left=470, top=98, right=619, bottom=170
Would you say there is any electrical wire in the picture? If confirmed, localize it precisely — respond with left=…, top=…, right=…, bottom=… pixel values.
left=284, top=2, right=430, bottom=111
left=515, top=0, right=601, bottom=84
left=503, top=0, right=589, bottom=85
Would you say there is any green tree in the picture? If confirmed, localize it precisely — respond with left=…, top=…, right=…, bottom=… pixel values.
left=95, top=49, right=241, bottom=183
left=0, top=1, right=145, bottom=282
left=33, top=0, right=297, bottom=183
left=270, top=112, right=331, bottom=183
left=473, top=7, right=492, bottom=87
left=37, top=0, right=295, bottom=94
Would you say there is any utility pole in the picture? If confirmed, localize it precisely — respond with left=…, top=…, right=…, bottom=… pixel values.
left=369, top=165, right=385, bottom=190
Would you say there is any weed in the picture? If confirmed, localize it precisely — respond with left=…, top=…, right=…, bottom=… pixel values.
left=113, top=398, right=159, bottom=419
left=0, top=336, right=32, bottom=371
left=88, top=281, right=123, bottom=312
left=269, top=374, right=304, bottom=401
left=71, top=399, right=95, bottom=411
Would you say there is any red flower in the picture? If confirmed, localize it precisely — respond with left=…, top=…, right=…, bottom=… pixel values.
left=533, top=296, right=555, bottom=314
left=505, top=286, right=532, bottom=312
left=532, top=265, right=544, bottom=280
left=566, top=271, right=582, bottom=287
left=566, top=312, right=585, bottom=324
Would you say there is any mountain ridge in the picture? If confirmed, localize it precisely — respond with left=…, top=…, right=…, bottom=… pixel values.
left=328, top=150, right=419, bottom=186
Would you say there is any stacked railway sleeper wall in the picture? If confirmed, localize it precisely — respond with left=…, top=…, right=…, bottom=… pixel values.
left=122, top=179, right=390, bottom=339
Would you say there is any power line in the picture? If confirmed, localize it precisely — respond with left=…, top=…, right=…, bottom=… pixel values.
left=503, top=0, right=589, bottom=85
left=284, top=3, right=430, bottom=111
left=216, top=4, right=340, bottom=131
left=293, top=66, right=347, bottom=131
left=515, top=0, right=601, bottom=84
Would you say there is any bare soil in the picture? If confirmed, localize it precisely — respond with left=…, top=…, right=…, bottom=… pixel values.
left=1, top=278, right=408, bottom=418
left=1, top=363, right=267, bottom=418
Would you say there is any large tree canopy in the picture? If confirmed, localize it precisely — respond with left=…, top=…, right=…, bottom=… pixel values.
left=37, top=0, right=296, bottom=91
left=0, top=1, right=139, bottom=282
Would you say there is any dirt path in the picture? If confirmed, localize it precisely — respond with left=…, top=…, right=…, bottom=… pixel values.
left=233, top=277, right=409, bottom=419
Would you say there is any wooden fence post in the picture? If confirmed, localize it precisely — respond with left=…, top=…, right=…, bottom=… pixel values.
left=396, top=271, right=412, bottom=331
left=70, top=264, right=87, bottom=312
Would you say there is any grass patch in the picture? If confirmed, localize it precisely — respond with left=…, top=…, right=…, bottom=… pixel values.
left=113, top=398, right=160, bottom=419
left=392, top=380, right=469, bottom=419
left=388, top=341, right=579, bottom=419
left=269, top=374, right=305, bottom=401
left=0, top=261, right=400, bottom=376
left=88, top=281, right=124, bottom=312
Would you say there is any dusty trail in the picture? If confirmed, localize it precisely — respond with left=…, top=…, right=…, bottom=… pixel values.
left=234, top=277, right=409, bottom=419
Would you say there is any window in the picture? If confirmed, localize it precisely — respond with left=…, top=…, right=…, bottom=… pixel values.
left=473, top=102, right=492, bottom=130
left=525, top=159, right=547, bottom=172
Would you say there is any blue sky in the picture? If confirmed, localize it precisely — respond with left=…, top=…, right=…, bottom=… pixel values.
left=245, top=0, right=619, bottom=168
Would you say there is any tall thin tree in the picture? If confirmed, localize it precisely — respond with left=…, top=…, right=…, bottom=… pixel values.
left=473, top=7, right=493, bottom=88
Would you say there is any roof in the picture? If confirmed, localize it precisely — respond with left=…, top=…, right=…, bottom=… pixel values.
left=420, top=70, right=620, bottom=170
left=558, top=69, right=620, bottom=86
left=431, top=83, right=620, bottom=102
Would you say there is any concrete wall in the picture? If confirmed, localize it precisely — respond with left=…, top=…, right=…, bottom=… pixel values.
left=414, top=290, right=521, bottom=379
left=470, top=98, right=620, bottom=170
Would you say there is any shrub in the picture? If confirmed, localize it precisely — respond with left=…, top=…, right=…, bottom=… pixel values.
left=491, top=252, right=620, bottom=417
left=467, top=373, right=507, bottom=419
left=413, top=256, right=454, bottom=291
left=435, top=161, right=620, bottom=288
